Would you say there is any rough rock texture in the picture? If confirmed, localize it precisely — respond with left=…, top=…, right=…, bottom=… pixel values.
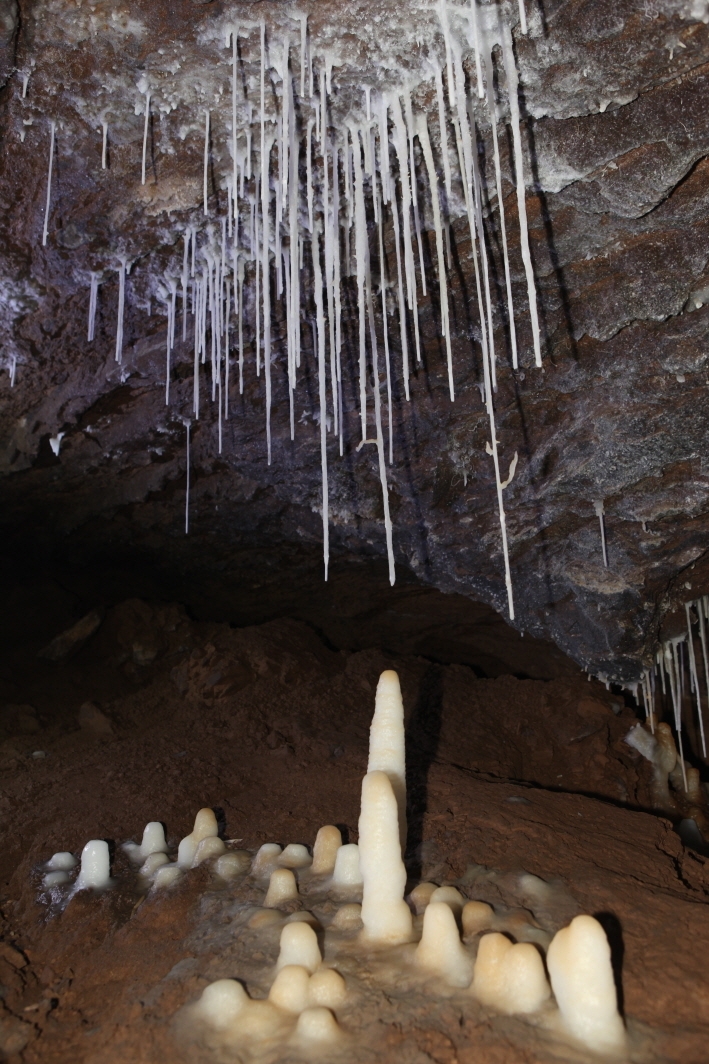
left=1, top=604, right=708, bottom=1063
left=1, top=0, right=709, bottom=680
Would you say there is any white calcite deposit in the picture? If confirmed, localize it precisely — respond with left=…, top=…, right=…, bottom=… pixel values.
left=547, top=915, right=626, bottom=1053
left=38, top=669, right=633, bottom=1058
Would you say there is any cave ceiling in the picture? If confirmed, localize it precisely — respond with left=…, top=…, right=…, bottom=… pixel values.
left=0, top=0, right=708, bottom=682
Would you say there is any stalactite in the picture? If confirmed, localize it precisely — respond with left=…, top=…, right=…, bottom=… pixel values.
left=203, top=109, right=210, bottom=216
left=685, top=602, right=707, bottom=757
left=185, top=420, right=191, bottom=534
left=352, top=128, right=369, bottom=443
left=484, top=51, right=518, bottom=369
left=416, top=115, right=453, bottom=401
left=501, top=24, right=541, bottom=368
left=141, top=91, right=150, bottom=186
left=312, top=226, right=330, bottom=580
left=42, top=120, right=55, bottom=247
left=101, top=121, right=108, bottom=170
left=115, top=258, right=126, bottom=363
left=87, top=273, right=99, bottom=342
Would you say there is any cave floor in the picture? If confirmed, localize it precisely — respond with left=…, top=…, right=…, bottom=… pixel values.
left=0, top=600, right=708, bottom=1064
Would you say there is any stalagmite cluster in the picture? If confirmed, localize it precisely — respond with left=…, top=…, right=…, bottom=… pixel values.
left=36, top=666, right=630, bottom=1057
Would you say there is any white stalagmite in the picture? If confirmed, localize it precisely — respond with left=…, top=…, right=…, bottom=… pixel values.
left=75, top=839, right=111, bottom=890
left=502, top=24, right=541, bottom=367
left=367, top=670, right=406, bottom=848
left=277, top=922, right=322, bottom=973
left=547, top=915, right=625, bottom=1054
left=177, top=808, right=219, bottom=868
left=311, top=825, right=342, bottom=875
left=473, top=932, right=550, bottom=1013
left=415, top=902, right=473, bottom=986
left=42, top=120, right=55, bottom=247
left=332, top=843, right=363, bottom=887
left=358, top=771, right=412, bottom=944
left=101, top=121, right=108, bottom=169
left=141, top=90, right=150, bottom=185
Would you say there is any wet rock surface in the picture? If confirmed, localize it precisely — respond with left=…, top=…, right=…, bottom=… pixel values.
left=0, top=0, right=708, bottom=678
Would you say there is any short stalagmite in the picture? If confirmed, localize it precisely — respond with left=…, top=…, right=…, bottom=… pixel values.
left=177, top=808, right=219, bottom=869
left=546, top=915, right=625, bottom=1053
left=473, top=932, right=550, bottom=1014
left=414, top=901, right=473, bottom=986
left=332, top=843, right=363, bottom=888
left=75, top=840, right=111, bottom=891
left=311, top=825, right=342, bottom=874
left=276, top=921, right=322, bottom=973
left=265, top=868, right=299, bottom=907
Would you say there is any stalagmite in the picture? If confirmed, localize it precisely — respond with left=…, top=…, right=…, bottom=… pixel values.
left=75, top=839, right=111, bottom=891
left=311, top=826, right=342, bottom=874
left=101, top=121, right=108, bottom=169
left=332, top=843, right=363, bottom=887
left=547, top=915, right=625, bottom=1053
left=123, top=821, right=168, bottom=863
left=195, top=980, right=248, bottom=1030
left=473, top=932, right=550, bottom=1014
left=268, top=966, right=311, bottom=1013
left=42, top=120, right=55, bottom=247
left=296, top=1007, right=340, bottom=1042
left=276, top=922, right=322, bottom=973
left=367, top=670, right=406, bottom=847
left=358, top=771, right=412, bottom=944
left=252, top=843, right=283, bottom=877
left=462, top=900, right=494, bottom=935
left=502, top=24, right=541, bottom=368
left=141, top=91, right=150, bottom=185
left=279, top=844, right=312, bottom=869
left=414, top=902, right=473, bottom=986
left=265, top=868, right=299, bottom=906
left=177, top=808, right=219, bottom=868
left=193, top=837, right=226, bottom=866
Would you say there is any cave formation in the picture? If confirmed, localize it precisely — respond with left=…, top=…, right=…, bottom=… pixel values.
left=1, top=0, right=709, bottom=1060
